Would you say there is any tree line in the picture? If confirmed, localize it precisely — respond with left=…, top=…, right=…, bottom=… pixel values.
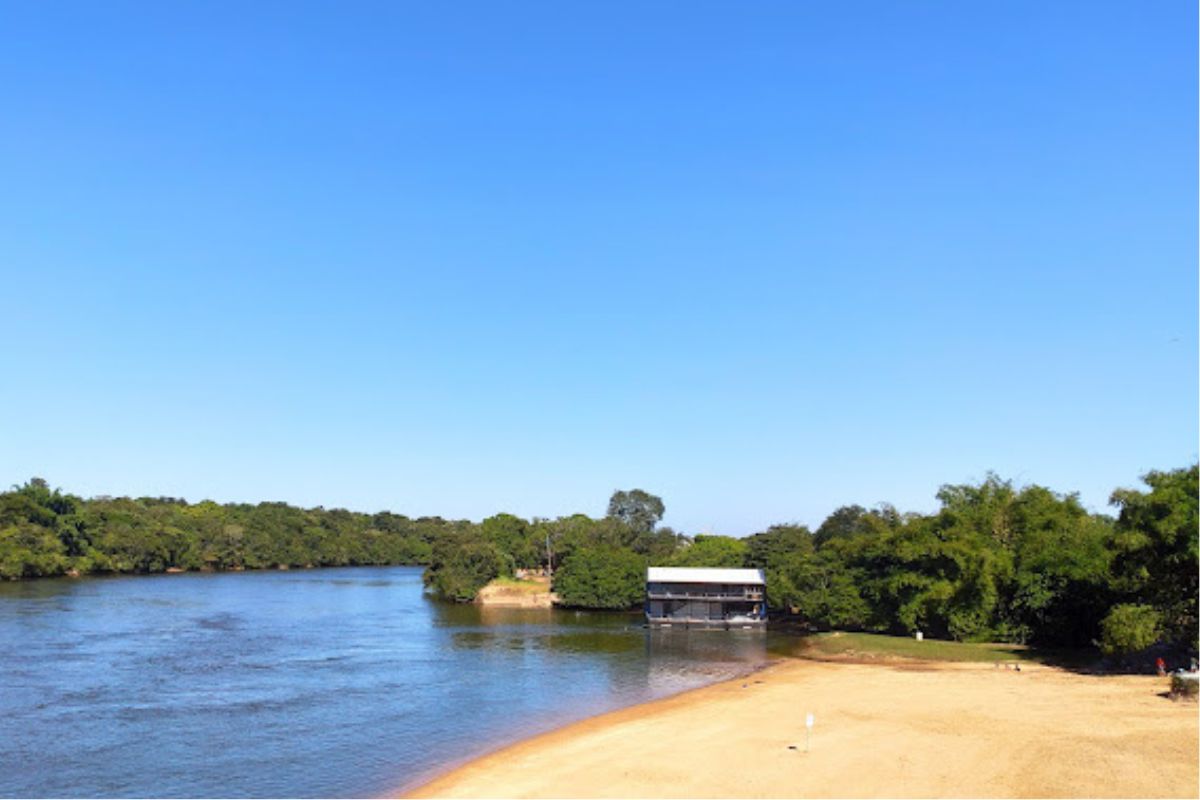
left=0, top=468, right=1194, bottom=655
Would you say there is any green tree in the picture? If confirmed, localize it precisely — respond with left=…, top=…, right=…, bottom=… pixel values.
left=1099, top=603, right=1163, bottom=656
left=814, top=505, right=869, bottom=546
left=553, top=546, right=646, bottom=609
left=1108, top=465, right=1199, bottom=646
left=606, top=489, right=665, bottom=534
left=629, top=525, right=685, bottom=563
left=668, top=534, right=748, bottom=568
left=545, top=513, right=640, bottom=569
left=790, top=551, right=870, bottom=629
left=423, top=536, right=509, bottom=602
left=744, top=524, right=815, bottom=612
left=0, top=522, right=69, bottom=578
left=745, top=525, right=814, bottom=572
left=1005, top=487, right=1114, bottom=645
left=480, top=513, right=538, bottom=571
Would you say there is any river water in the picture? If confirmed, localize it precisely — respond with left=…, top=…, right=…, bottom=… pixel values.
left=0, top=566, right=778, bottom=797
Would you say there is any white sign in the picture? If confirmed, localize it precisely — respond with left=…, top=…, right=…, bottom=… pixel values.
left=805, top=713, right=814, bottom=729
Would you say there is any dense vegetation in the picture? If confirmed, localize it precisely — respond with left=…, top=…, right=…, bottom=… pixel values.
left=750, top=467, right=1197, bottom=654
left=0, top=481, right=448, bottom=577
left=1, top=466, right=1195, bottom=655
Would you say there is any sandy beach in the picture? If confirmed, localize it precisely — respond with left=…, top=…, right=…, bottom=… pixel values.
left=405, top=657, right=1199, bottom=799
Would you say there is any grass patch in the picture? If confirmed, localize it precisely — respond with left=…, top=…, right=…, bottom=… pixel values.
left=489, top=576, right=550, bottom=594
left=792, top=631, right=1100, bottom=669
left=801, top=631, right=1034, bottom=664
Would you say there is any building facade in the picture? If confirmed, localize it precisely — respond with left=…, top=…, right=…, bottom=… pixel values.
left=645, top=566, right=767, bottom=627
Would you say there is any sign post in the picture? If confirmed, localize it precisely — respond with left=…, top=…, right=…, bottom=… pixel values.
left=805, top=712, right=814, bottom=753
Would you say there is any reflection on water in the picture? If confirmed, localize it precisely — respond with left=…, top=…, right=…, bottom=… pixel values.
left=0, top=567, right=778, bottom=799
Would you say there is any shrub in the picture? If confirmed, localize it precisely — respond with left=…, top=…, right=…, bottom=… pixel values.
left=1099, top=603, right=1162, bottom=656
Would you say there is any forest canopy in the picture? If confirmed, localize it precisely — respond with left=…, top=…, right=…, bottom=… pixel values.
left=1, top=467, right=1195, bottom=653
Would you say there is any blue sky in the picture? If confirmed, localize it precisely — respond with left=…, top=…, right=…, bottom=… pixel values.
left=1, top=2, right=1195, bottom=535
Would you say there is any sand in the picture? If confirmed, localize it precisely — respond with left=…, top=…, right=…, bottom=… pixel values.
left=404, top=658, right=1199, bottom=799
left=474, top=578, right=557, bottom=609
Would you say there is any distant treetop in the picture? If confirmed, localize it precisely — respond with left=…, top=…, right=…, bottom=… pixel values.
left=606, top=489, right=665, bottom=534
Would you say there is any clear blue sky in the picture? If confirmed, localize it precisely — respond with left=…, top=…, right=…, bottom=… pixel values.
left=1, top=2, right=1195, bottom=535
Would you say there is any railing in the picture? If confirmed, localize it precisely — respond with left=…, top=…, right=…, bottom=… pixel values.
left=645, top=591, right=763, bottom=601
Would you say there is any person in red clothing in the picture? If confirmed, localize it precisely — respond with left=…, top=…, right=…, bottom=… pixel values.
left=1155, top=656, right=1167, bottom=676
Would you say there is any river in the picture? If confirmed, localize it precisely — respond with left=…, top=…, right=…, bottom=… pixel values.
left=0, top=566, right=776, bottom=797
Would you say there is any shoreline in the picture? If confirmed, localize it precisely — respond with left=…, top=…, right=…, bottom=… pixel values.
left=396, top=657, right=781, bottom=797
left=400, top=656, right=1199, bottom=799
left=3, top=561, right=430, bottom=584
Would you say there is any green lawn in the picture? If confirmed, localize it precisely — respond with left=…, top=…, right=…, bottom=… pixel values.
left=799, top=631, right=1034, bottom=663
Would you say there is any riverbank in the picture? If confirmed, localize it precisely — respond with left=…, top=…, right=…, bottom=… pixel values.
left=403, top=657, right=1198, bottom=798
left=475, top=576, right=557, bottom=608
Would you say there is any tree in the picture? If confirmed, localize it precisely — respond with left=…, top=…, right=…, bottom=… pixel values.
left=790, top=551, right=870, bottom=629
left=743, top=525, right=815, bottom=612
left=553, top=546, right=646, bottom=609
left=935, top=474, right=1019, bottom=546
left=423, top=535, right=510, bottom=602
left=541, top=514, right=633, bottom=571
left=814, top=505, right=869, bottom=546
left=745, top=524, right=814, bottom=572
left=1099, top=604, right=1162, bottom=657
left=668, top=534, right=748, bottom=568
left=0, top=522, right=68, bottom=578
left=629, top=526, right=685, bottom=563
left=1005, top=486, right=1114, bottom=645
left=0, top=478, right=86, bottom=572
left=606, top=489, right=664, bottom=534
left=480, top=513, right=537, bottom=571
left=1108, top=465, right=1199, bottom=646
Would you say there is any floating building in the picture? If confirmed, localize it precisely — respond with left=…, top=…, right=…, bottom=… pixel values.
left=644, top=566, right=767, bottom=628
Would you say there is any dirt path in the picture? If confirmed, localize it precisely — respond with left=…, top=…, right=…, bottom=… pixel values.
left=404, top=659, right=1198, bottom=798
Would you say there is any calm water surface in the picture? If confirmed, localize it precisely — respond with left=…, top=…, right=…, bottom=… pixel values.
left=1, top=567, right=780, bottom=797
